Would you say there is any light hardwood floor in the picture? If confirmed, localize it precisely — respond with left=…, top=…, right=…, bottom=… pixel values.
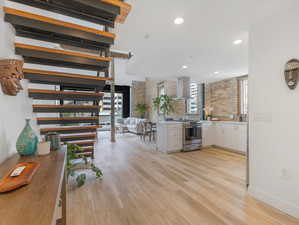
left=67, top=133, right=299, bottom=225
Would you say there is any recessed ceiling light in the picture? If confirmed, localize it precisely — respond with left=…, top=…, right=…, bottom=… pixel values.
left=174, top=17, right=184, bottom=25
left=233, top=39, right=243, bottom=45
left=214, top=71, right=219, bottom=74
left=182, top=65, right=188, bottom=69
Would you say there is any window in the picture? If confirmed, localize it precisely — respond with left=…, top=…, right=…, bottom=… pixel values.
left=99, top=93, right=123, bottom=125
left=187, top=83, right=198, bottom=114
left=239, top=77, right=248, bottom=115
left=157, top=82, right=165, bottom=96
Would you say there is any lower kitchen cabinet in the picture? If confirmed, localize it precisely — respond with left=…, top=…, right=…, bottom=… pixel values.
left=202, top=121, right=247, bottom=153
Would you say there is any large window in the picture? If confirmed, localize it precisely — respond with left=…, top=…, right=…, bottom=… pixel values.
left=157, top=82, right=165, bottom=96
left=99, top=93, right=123, bottom=125
left=187, top=83, right=198, bottom=114
left=239, top=77, right=248, bottom=115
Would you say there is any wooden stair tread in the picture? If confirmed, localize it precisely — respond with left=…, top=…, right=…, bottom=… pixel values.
left=24, top=69, right=112, bottom=81
left=75, top=152, right=93, bottom=157
left=4, top=7, right=116, bottom=38
left=8, top=0, right=121, bottom=27
left=33, top=104, right=101, bottom=113
left=29, top=89, right=104, bottom=96
left=15, top=42, right=111, bottom=71
left=33, top=105, right=101, bottom=109
left=29, top=89, right=104, bottom=101
left=102, top=0, right=132, bottom=23
left=61, top=134, right=97, bottom=141
left=70, top=141, right=95, bottom=147
left=37, top=117, right=98, bottom=125
left=37, top=117, right=98, bottom=121
left=15, top=43, right=112, bottom=62
left=81, top=147, right=94, bottom=152
left=40, top=126, right=100, bottom=134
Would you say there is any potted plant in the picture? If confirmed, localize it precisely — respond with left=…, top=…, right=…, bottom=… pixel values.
left=135, top=103, right=147, bottom=118
left=67, top=144, right=103, bottom=187
left=153, top=95, right=175, bottom=120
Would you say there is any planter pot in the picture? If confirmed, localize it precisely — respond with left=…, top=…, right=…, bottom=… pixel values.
left=16, top=119, right=38, bottom=156
left=37, top=141, right=51, bottom=156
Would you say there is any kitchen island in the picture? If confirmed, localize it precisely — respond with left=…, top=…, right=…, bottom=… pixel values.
left=156, top=121, right=184, bottom=153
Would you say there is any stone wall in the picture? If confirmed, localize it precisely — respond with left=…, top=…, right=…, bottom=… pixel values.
left=144, top=79, right=188, bottom=121
left=131, top=81, right=146, bottom=117
left=145, top=79, right=159, bottom=121
left=205, top=78, right=239, bottom=120
left=132, top=79, right=202, bottom=121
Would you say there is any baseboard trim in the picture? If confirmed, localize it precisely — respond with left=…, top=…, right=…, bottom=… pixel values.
left=211, top=145, right=246, bottom=156
left=248, top=186, right=299, bottom=219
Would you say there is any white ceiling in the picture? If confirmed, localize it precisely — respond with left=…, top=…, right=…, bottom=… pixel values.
left=114, top=0, right=296, bottom=83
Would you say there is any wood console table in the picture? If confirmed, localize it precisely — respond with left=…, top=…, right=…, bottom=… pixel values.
left=0, top=150, right=66, bottom=225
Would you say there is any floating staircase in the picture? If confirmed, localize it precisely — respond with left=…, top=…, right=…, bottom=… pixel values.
left=5, top=0, right=131, bottom=159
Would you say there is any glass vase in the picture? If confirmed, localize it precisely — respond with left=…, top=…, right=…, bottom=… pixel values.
left=16, top=119, right=38, bottom=156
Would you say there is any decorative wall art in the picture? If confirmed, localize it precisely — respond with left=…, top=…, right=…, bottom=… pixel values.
left=0, top=59, right=24, bottom=96
left=284, top=59, right=299, bottom=90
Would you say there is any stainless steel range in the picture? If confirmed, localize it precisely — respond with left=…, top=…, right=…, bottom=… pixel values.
left=182, top=121, right=202, bottom=152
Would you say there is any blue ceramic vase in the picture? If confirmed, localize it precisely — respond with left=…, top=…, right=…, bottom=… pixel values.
left=16, top=119, right=38, bottom=156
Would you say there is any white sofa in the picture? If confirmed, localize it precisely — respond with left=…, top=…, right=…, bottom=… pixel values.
left=123, top=117, right=147, bottom=134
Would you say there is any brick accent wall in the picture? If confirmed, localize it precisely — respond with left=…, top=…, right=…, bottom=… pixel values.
left=205, top=78, right=239, bottom=120
left=131, top=81, right=146, bottom=117
left=132, top=79, right=200, bottom=121
left=144, top=79, right=187, bottom=121
left=145, top=79, right=158, bottom=121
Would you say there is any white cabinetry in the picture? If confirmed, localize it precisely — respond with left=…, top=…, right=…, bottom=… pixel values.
left=157, top=122, right=183, bottom=153
left=202, top=121, right=247, bottom=153
left=202, top=122, right=214, bottom=146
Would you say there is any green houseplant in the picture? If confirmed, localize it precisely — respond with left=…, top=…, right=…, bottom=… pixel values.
left=135, top=103, right=147, bottom=118
left=153, top=95, right=175, bottom=120
left=67, top=144, right=103, bottom=187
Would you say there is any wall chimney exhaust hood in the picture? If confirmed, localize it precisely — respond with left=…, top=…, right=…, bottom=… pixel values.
left=176, top=76, right=190, bottom=99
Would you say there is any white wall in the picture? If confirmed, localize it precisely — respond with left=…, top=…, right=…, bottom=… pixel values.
left=249, top=2, right=299, bottom=219
left=0, top=0, right=38, bottom=164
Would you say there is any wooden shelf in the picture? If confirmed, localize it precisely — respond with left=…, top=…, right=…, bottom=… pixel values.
left=24, top=69, right=111, bottom=88
left=37, top=117, right=99, bottom=125
left=28, top=89, right=104, bottom=101
left=5, top=7, right=115, bottom=51
left=40, top=125, right=101, bottom=135
left=33, top=104, right=101, bottom=113
left=15, top=43, right=112, bottom=71
left=8, top=0, right=121, bottom=28
left=0, top=150, right=66, bottom=225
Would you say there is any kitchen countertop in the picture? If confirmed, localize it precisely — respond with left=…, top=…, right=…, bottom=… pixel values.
left=157, top=121, right=184, bottom=124
left=201, top=120, right=248, bottom=125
